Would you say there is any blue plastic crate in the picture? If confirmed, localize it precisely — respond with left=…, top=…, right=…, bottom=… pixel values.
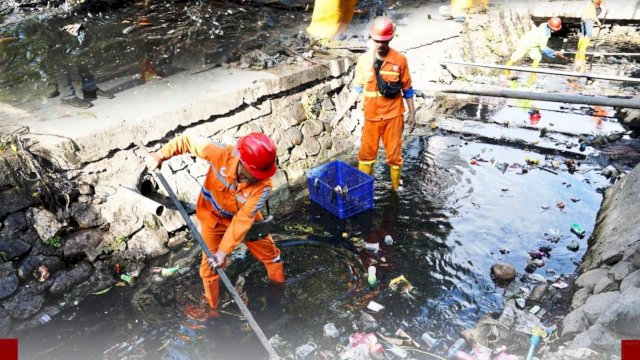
left=306, top=161, right=374, bottom=219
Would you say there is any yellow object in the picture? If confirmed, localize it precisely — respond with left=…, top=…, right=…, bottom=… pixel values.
left=306, top=0, right=356, bottom=40
left=451, top=0, right=489, bottom=17
left=358, top=160, right=375, bottom=175
left=390, top=165, right=401, bottom=191
left=505, top=59, right=514, bottom=76
left=527, top=58, right=541, bottom=84
left=574, top=36, right=590, bottom=72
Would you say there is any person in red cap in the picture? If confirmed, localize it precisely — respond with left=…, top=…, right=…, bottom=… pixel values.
left=332, top=16, right=415, bottom=192
left=150, top=132, right=284, bottom=316
left=505, top=17, right=567, bottom=83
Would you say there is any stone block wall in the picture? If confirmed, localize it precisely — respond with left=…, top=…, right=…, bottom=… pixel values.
left=0, top=59, right=364, bottom=336
left=560, top=164, right=640, bottom=354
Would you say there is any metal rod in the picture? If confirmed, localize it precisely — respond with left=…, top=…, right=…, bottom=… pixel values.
left=562, top=51, right=640, bottom=56
left=589, top=11, right=608, bottom=72
left=429, top=86, right=640, bottom=109
left=440, top=60, right=640, bottom=83
left=136, top=142, right=280, bottom=359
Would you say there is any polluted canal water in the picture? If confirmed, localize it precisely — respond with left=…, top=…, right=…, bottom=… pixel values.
left=5, top=1, right=640, bottom=359
left=20, top=118, right=618, bottom=359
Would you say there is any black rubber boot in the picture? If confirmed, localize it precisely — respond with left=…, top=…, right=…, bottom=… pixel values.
left=83, top=88, right=114, bottom=100
left=61, top=96, right=92, bottom=109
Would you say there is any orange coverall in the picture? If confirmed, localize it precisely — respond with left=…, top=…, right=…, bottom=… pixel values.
left=159, top=135, right=284, bottom=309
left=354, top=48, right=412, bottom=168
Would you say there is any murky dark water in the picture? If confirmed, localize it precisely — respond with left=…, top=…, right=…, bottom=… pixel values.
left=19, top=124, right=615, bottom=359
left=0, top=0, right=322, bottom=103
left=9, top=3, right=637, bottom=359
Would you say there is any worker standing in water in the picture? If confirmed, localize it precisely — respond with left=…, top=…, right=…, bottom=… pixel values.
left=148, top=133, right=284, bottom=317
left=575, top=0, right=608, bottom=72
left=332, top=17, right=416, bottom=192
left=504, top=17, right=568, bottom=84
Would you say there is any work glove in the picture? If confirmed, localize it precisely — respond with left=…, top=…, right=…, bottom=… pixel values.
left=146, top=152, right=165, bottom=170
left=554, top=51, right=568, bottom=61
left=207, top=249, right=228, bottom=269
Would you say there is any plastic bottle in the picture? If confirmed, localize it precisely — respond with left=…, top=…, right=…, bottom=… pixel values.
left=447, top=338, right=467, bottom=360
left=120, top=274, right=135, bottom=285
left=384, top=235, right=394, bottom=245
left=421, top=332, right=440, bottom=350
left=323, top=323, right=339, bottom=338
left=571, top=223, right=585, bottom=237
left=161, top=267, right=179, bottom=278
left=367, top=266, right=377, bottom=288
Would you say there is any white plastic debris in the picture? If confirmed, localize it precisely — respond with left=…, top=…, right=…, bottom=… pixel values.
left=323, top=323, right=339, bottom=338
left=295, top=341, right=317, bottom=358
left=365, top=242, right=379, bottom=252
left=367, top=301, right=384, bottom=312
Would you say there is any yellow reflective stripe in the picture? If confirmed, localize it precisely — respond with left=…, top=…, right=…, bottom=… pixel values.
left=360, top=160, right=376, bottom=165
left=364, top=91, right=381, bottom=97
left=379, top=71, right=399, bottom=75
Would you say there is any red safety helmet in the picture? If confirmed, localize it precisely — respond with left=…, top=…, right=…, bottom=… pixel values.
left=548, top=17, right=562, bottom=31
left=594, top=0, right=602, bottom=5
left=237, top=132, right=277, bottom=180
left=370, top=17, right=394, bottom=41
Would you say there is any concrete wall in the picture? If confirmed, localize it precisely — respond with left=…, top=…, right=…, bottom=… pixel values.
left=560, top=164, right=640, bottom=354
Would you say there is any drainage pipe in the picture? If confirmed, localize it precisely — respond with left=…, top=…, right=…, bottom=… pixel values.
left=118, top=185, right=165, bottom=216
left=440, top=60, right=640, bottom=83
left=426, top=86, right=640, bottom=109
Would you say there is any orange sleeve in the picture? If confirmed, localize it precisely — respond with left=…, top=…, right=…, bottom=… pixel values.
left=401, top=55, right=412, bottom=91
left=218, top=183, right=272, bottom=254
left=159, top=135, right=223, bottom=161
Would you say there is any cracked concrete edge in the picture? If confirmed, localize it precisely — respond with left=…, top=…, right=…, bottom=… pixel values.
left=28, top=57, right=355, bottom=168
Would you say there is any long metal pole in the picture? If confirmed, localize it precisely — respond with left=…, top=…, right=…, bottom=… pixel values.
left=589, top=10, right=608, bottom=71
left=137, top=142, right=280, bottom=360
left=430, top=86, right=640, bottom=109
left=440, top=60, right=640, bottom=83
left=562, top=51, right=640, bottom=57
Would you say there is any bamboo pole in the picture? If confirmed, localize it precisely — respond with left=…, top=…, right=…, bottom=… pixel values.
left=428, top=86, right=640, bottom=109
left=440, top=60, right=640, bottom=83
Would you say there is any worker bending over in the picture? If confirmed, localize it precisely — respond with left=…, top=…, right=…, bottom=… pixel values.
left=505, top=17, right=568, bottom=84
left=150, top=133, right=284, bottom=317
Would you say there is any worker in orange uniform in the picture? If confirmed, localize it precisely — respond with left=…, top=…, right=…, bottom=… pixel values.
left=505, top=17, right=567, bottom=84
left=149, top=133, right=284, bottom=316
left=332, top=17, right=416, bottom=192
left=575, top=0, right=608, bottom=72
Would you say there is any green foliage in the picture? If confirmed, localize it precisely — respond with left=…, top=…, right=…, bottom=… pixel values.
left=44, top=236, right=62, bottom=248
left=0, top=251, right=9, bottom=262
